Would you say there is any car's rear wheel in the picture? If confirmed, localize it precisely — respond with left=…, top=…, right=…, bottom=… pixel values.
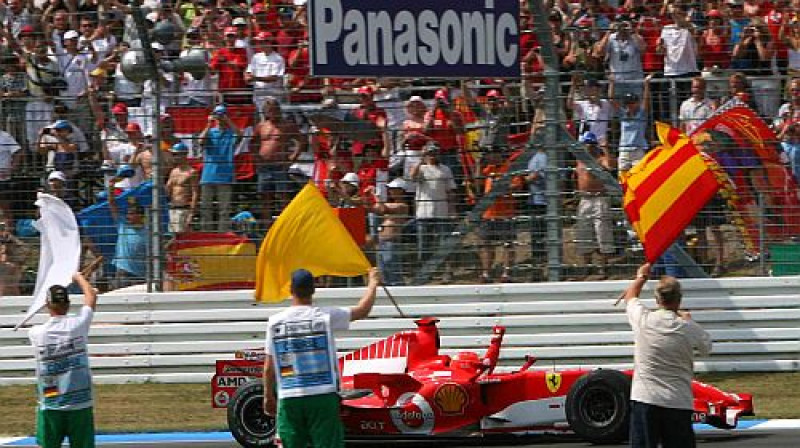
left=565, top=370, right=631, bottom=444
left=227, top=381, right=276, bottom=448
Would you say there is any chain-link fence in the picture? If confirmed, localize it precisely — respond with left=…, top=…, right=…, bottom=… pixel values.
left=0, top=1, right=799, bottom=295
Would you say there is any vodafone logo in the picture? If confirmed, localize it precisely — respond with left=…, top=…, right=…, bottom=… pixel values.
left=390, top=392, right=435, bottom=434
left=399, top=408, right=425, bottom=428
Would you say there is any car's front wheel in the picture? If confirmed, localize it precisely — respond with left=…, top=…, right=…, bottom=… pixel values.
left=227, top=381, right=276, bottom=448
left=565, top=369, right=631, bottom=444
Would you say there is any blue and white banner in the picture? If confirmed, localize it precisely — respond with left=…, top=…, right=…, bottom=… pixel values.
left=309, top=0, right=520, bottom=78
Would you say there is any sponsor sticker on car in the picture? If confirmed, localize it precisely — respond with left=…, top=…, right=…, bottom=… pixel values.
left=215, top=376, right=250, bottom=388
left=546, top=372, right=562, bottom=393
left=434, top=383, right=468, bottom=416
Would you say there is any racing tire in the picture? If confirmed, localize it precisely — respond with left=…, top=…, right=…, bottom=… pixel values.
left=565, top=370, right=631, bottom=444
left=227, top=381, right=276, bottom=448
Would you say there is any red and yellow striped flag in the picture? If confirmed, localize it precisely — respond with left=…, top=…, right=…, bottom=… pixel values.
left=166, top=232, right=257, bottom=291
left=621, top=123, right=721, bottom=262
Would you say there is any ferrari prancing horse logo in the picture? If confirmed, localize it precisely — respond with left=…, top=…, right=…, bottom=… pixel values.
left=545, top=372, right=562, bottom=393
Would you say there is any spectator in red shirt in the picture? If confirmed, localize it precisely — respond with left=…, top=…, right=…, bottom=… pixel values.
left=250, top=2, right=281, bottom=33
left=424, top=88, right=466, bottom=184
left=286, top=35, right=323, bottom=104
left=700, top=10, right=731, bottom=70
left=637, top=3, right=665, bottom=74
left=357, top=144, right=389, bottom=202
left=209, top=27, right=248, bottom=104
left=766, top=0, right=792, bottom=73
left=273, top=4, right=304, bottom=61
left=400, top=96, right=428, bottom=146
left=518, top=11, right=537, bottom=66
left=350, top=86, right=390, bottom=163
left=744, top=0, right=769, bottom=18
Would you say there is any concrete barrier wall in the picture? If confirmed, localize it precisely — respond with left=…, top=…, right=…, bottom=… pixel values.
left=1, top=276, right=798, bottom=385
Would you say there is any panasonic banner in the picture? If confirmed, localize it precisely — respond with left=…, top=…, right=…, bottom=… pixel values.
left=309, top=0, right=520, bottom=78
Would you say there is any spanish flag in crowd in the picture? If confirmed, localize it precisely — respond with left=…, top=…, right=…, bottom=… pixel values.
left=255, top=183, right=371, bottom=303
left=621, top=123, right=721, bottom=262
left=166, top=232, right=257, bottom=291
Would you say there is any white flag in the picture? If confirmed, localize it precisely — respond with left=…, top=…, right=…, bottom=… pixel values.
left=15, top=193, right=81, bottom=329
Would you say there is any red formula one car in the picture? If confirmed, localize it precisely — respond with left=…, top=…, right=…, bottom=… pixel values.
left=211, top=318, right=754, bottom=448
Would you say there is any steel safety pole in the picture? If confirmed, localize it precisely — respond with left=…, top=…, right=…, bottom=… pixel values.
left=527, top=0, right=564, bottom=281
left=130, top=1, right=164, bottom=291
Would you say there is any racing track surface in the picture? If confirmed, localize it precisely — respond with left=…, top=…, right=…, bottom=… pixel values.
left=5, top=423, right=800, bottom=448
left=4, top=432, right=798, bottom=448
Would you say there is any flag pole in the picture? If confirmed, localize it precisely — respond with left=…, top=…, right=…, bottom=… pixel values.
left=381, top=284, right=406, bottom=318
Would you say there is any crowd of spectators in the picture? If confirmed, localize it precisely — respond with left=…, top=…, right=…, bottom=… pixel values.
left=0, top=0, right=799, bottom=293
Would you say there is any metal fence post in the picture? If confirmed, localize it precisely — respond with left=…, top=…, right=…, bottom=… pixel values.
left=130, top=1, right=164, bottom=292
left=527, top=0, right=564, bottom=281
left=757, top=191, right=767, bottom=276
left=669, top=78, right=679, bottom=128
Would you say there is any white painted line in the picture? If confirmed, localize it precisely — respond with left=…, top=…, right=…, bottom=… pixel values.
left=749, top=419, right=800, bottom=430
left=0, top=439, right=23, bottom=445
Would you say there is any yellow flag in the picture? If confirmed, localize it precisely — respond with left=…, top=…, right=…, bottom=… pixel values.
left=254, top=183, right=371, bottom=302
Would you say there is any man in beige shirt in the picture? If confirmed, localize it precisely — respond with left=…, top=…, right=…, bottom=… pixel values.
left=620, top=262, right=712, bottom=448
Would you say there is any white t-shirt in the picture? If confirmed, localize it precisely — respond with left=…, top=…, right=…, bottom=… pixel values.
left=660, top=25, right=698, bottom=76
left=25, top=100, right=54, bottom=149
left=415, top=163, right=456, bottom=219
left=41, top=120, right=90, bottom=154
left=101, top=123, right=129, bottom=155
left=56, top=51, right=92, bottom=106
left=106, top=142, right=140, bottom=189
left=606, top=35, right=643, bottom=80
left=28, top=306, right=95, bottom=411
left=788, top=47, right=800, bottom=71
left=573, top=99, right=613, bottom=144
left=246, top=51, right=286, bottom=100
left=79, top=35, right=118, bottom=61
left=264, top=305, right=351, bottom=399
left=773, top=102, right=800, bottom=130
left=626, top=298, right=712, bottom=410
left=679, top=97, right=715, bottom=135
left=0, top=131, right=21, bottom=181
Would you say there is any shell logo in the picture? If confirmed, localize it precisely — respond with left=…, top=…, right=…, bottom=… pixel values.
left=434, top=383, right=468, bottom=415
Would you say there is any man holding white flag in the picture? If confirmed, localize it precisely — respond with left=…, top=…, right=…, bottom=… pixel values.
left=19, top=192, right=97, bottom=447
left=28, top=273, right=98, bottom=448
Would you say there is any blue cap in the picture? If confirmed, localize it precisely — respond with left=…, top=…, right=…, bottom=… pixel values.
left=213, top=105, right=227, bottom=116
left=231, top=211, right=256, bottom=223
left=15, top=219, right=39, bottom=238
left=116, top=164, right=135, bottom=178
left=581, top=131, right=598, bottom=144
left=171, top=142, right=189, bottom=153
left=291, top=269, right=315, bottom=297
left=52, top=120, right=72, bottom=131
